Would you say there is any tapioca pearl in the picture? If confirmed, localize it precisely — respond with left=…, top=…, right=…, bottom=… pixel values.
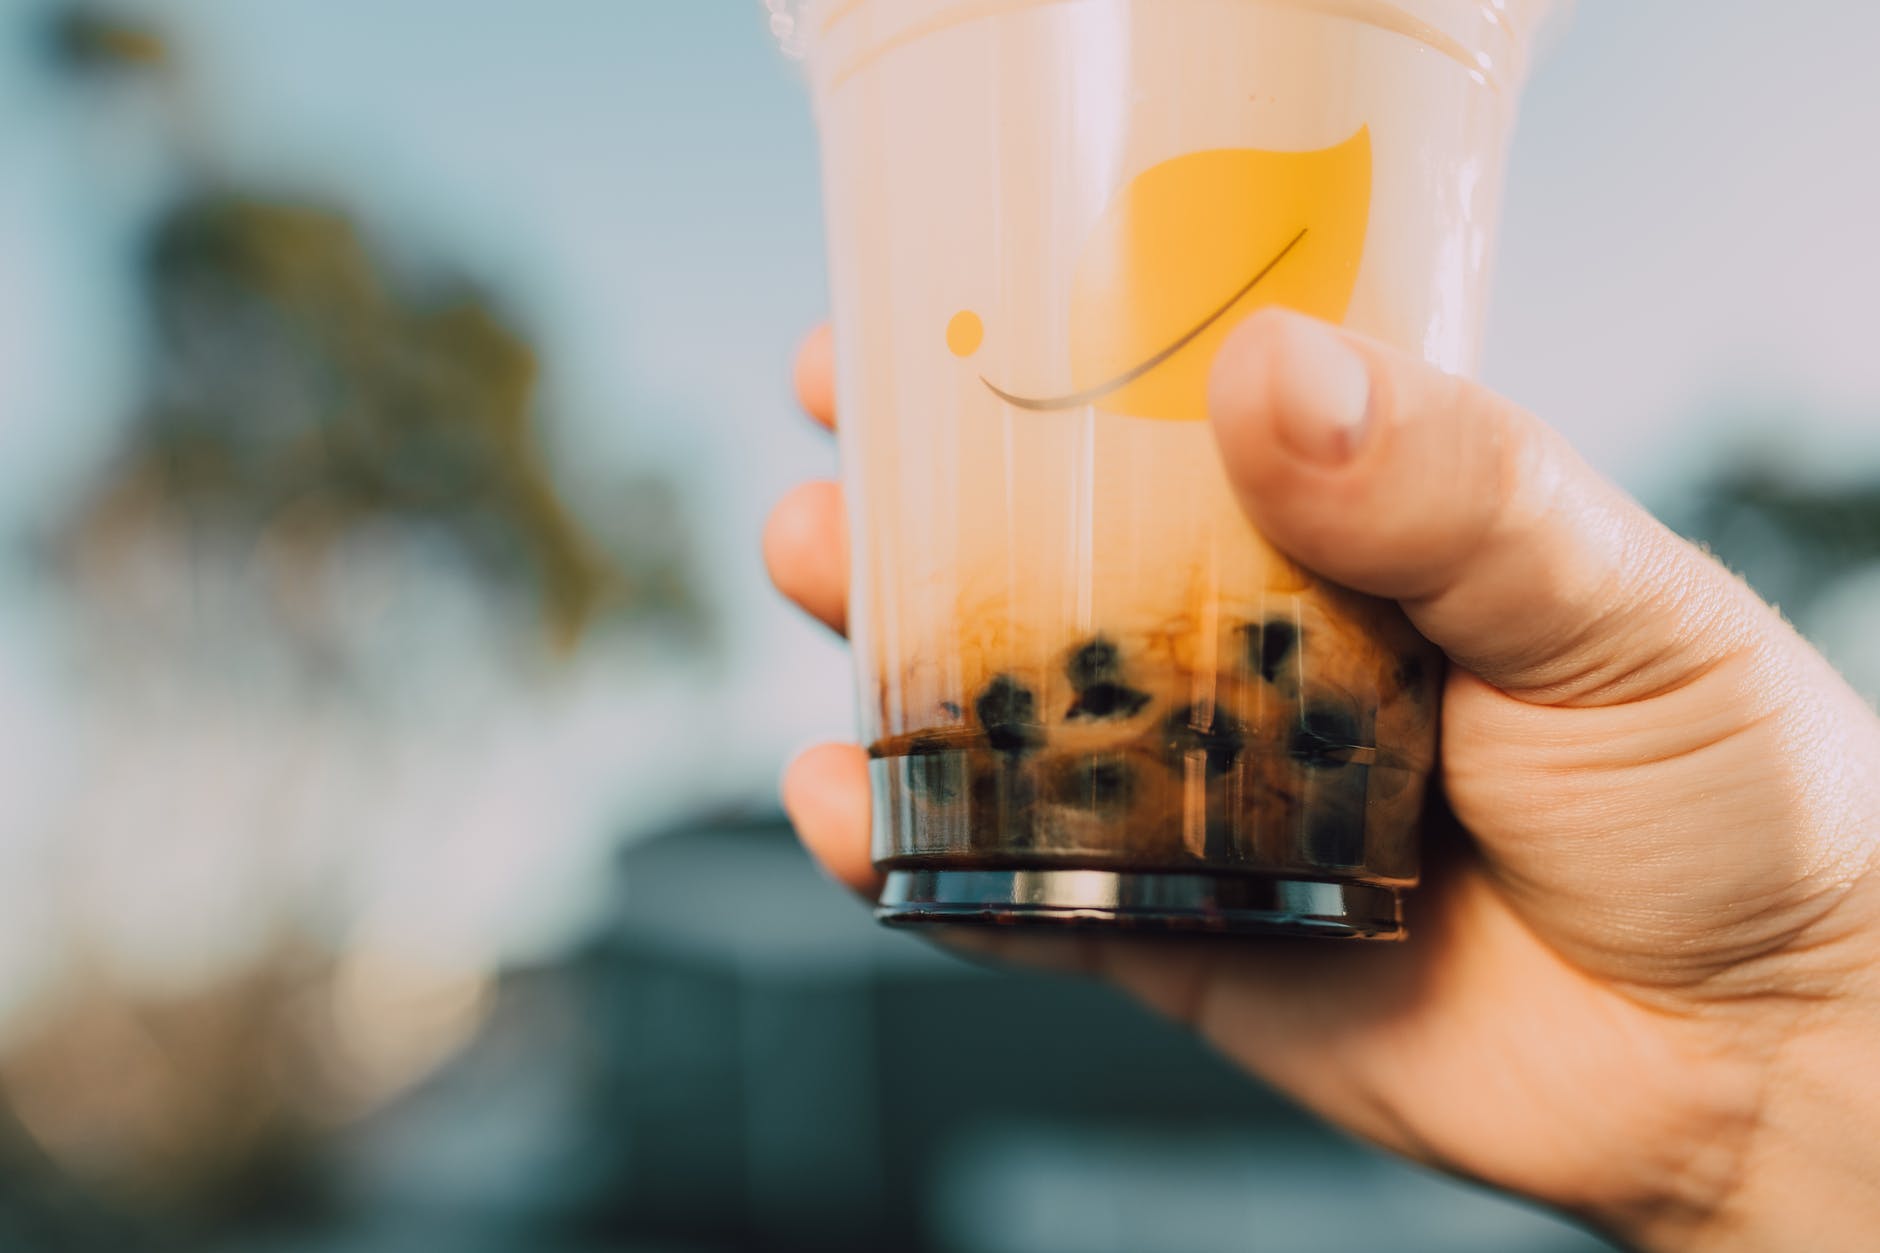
left=1067, top=682, right=1151, bottom=721
left=1044, top=754, right=1137, bottom=814
left=1201, top=798, right=1251, bottom=863
left=1305, top=795, right=1369, bottom=867
left=975, top=675, right=1044, bottom=756
left=1064, top=637, right=1151, bottom=720
left=1301, top=759, right=1373, bottom=868
left=968, top=757, right=1039, bottom=845
left=1244, top=620, right=1301, bottom=685
left=1394, top=654, right=1438, bottom=700
left=1065, top=637, right=1125, bottom=689
left=1164, top=705, right=1247, bottom=776
left=1288, top=700, right=1367, bottom=770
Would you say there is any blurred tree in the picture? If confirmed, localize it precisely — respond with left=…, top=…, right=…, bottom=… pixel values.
left=45, top=6, right=167, bottom=71
left=68, top=194, right=703, bottom=651
left=1687, top=465, right=1880, bottom=621
left=51, top=5, right=707, bottom=653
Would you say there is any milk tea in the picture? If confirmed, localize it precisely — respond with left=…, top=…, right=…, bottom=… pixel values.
left=800, top=0, right=1550, bottom=935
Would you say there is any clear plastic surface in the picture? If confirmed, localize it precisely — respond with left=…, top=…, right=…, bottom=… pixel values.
left=794, top=0, right=1550, bottom=932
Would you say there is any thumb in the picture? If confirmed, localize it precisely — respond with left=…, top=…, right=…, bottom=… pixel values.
left=1208, top=310, right=1761, bottom=706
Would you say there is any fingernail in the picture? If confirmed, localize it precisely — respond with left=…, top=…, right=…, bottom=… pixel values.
left=1273, top=320, right=1373, bottom=466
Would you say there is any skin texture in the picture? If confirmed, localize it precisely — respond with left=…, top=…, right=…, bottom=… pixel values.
left=763, top=312, right=1880, bottom=1250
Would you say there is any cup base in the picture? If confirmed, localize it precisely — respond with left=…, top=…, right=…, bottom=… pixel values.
left=876, top=868, right=1404, bottom=939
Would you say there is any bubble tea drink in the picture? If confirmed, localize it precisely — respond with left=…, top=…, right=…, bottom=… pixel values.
left=791, top=0, right=1553, bottom=937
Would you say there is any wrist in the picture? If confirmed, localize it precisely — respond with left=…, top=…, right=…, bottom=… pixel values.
left=1626, top=967, right=1880, bottom=1251
left=1659, top=695, right=1880, bottom=1251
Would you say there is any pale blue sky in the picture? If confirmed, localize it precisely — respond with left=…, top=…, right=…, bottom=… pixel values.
left=0, top=1, right=1877, bottom=958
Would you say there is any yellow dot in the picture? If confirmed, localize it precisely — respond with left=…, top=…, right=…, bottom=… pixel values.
left=946, top=310, right=984, bottom=358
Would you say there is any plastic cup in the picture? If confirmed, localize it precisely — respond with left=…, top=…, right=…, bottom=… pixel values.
left=788, top=0, right=1554, bottom=937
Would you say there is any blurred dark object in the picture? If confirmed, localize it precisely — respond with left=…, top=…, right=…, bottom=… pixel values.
left=222, top=821, right=1605, bottom=1253
left=46, top=8, right=166, bottom=72
left=1684, top=462, right=1880, bottom=622
left=0, top=821, right=1612, bottom=1251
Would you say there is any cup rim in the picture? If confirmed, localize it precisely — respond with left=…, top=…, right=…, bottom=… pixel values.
left=796, top=0, right=1551, bottom=97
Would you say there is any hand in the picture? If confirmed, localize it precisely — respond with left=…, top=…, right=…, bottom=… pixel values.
left=763, top=313, right=1880, bottom=1251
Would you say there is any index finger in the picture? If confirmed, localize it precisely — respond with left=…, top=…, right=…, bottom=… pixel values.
left=794, top=324, right=836, bottom=431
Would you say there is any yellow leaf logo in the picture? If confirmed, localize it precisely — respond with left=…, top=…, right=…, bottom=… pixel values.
left=954, top=127, right=1372, bottom=421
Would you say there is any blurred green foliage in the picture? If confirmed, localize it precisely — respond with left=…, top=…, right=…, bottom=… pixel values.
left=53, top=6, right=706, bottom=653
left=104, top=195, right=700, bottom=648
left=46, top=8, right=167, bottom=71
left=1687, top=465, right=1880, bottom=624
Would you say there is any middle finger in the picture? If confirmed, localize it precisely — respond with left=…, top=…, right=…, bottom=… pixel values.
left=763, top=479, right=850, bottom=635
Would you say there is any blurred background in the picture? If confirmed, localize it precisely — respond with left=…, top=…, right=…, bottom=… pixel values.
left=0, top=1, right=1875, bottom=1250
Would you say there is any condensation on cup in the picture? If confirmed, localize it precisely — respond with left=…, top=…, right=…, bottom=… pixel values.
left=783, top=0, right=1558, bottom=937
